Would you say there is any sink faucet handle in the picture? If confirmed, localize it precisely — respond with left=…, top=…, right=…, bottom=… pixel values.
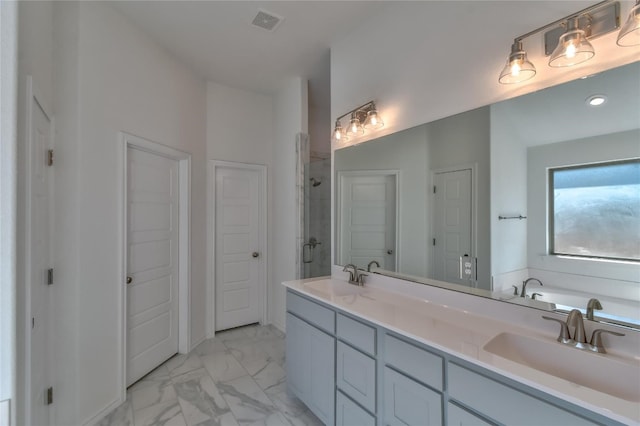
left=356, top=269, right=368, bottom=286
left=589, top=329, right=625, bottom=354
left=511, top=285, right=519, bottom=296
left=531, top=292, right=543, bottom=300
left=542, top=316, right=574, bottom=344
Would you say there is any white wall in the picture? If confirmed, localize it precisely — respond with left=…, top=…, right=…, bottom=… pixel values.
left=206, top=82, right=274, bottom=335
left=490, top=101, right=528, bottom=281
left=330, top=1, right=640, bottom=147
left=427, top=107, right=491, bottom=289
left=53, top=2, right=206, bottom=424
left=0, top=1, right=18, bottom=422
left=335, top=125, right=428, bottom=277
left=272, top=78, right=308, bottom=330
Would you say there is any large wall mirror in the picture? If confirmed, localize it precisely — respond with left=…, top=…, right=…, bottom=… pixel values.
left=334, top=61, right=639, bottom=329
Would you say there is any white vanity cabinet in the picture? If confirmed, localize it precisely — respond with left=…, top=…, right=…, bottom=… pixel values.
left=285, top=288, right=625, bottom=426
left=285, top=292, right=336, bottom=425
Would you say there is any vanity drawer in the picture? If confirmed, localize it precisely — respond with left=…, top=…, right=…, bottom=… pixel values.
left=383, top=367, right=442, bottom=426
left=286, top=290, right=335, bottom=334
left=336, top=391, right=376, bottom=426
left=447, top=402, right=494, bottom=426
left=384, top=334, right=443, bottom=391
left=336, top=341, right=376, bottom=413
left=448, top=363, right=601, bottom=426
left=337, top=313, right=376, bottom=356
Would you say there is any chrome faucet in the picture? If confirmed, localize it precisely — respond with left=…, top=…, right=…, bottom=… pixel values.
left=367, top=260, right=380, bottom=272
left=342, top=264, right=357, bottom=282
left=342, top=264, right=367, bottom=286
left=543, top=310, right=625, bottom=354
left=567, top=309, right=588, bottom=349
left=521, top=277, right=543, bottom=298
left=586, top=298, right=603, bottom=321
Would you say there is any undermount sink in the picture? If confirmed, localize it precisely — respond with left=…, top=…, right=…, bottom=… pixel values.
left=483, top=332, right=640, bottom=403
left=303, top=279, right=364, bottom=297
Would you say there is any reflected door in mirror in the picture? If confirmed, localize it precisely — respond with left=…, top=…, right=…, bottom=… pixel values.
left=433, top=168, right=473, bottom=286
left=337, top=172, right=397, bottom=270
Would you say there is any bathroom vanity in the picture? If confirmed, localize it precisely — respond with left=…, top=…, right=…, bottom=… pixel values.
left=283, top=277, right=639, bottom=426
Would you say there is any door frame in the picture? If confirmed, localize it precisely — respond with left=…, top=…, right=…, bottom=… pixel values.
left=335, top=170, right=400, bottom=271
left=430, top=163, right=478, bottom=284
left=118, top=132, right=191, bottom=397
left=20, top=75, right=53, bottom=426
left=208, top=160, right=268, bottom=337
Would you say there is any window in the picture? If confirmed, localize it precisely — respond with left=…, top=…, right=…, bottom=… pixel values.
left=549, top=159, right=640, bottom=261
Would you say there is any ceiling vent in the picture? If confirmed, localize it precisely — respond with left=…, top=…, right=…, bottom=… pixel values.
left=251, top=10, right=284, bottom=32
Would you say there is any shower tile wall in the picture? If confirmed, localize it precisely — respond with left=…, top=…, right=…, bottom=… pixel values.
left=306, top=158, right=331, bottom=277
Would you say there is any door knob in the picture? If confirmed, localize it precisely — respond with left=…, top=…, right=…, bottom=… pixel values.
left=387, top=249, right=393, bottom=255
left=126, top=276, right=133, bottom=284
left=252, top=252, right=260, bottom=258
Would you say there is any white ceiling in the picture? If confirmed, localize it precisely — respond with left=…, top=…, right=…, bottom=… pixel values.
left=497, top=61, right=640, bottom=147
left=112, top=1, right=389, bottom=106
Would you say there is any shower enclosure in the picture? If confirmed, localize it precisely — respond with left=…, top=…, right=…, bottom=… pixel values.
left=296, top=133, right=331, bottom=279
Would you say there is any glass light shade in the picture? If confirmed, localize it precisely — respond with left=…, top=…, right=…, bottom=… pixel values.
left=617, top=1, right=640, bottom=46
left=364, top=109, right=384, bottom=129
left=333, top=120, right=348, bottom=142
left=346, top=114, right=364, bottom=136
left=498, top=42, right=536, bottom=84
left=548, top=23, right=595, bottom=67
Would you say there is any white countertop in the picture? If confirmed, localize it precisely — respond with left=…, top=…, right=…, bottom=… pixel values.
left=283, top=277, right=640, bottom=425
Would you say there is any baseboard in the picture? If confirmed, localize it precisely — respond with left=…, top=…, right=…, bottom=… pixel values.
left=190, top=334, right=206, bottom=352
left=82, top=395, right=123, bottom=426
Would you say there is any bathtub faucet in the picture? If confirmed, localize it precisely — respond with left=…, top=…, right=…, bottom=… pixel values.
left=586, top=298, right=603, bottom=321
left=521, top=277, right=543, bottom=298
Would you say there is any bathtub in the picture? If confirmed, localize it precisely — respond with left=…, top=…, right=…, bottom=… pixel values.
left=527, top=286, right=640, bottom=327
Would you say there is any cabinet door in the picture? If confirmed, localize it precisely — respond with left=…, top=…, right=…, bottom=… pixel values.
left=286, top=313, right=309, bottom=400
left=336, top=391, right=376, bottom=426
left=384, top=367, right=442, bottom=426
left=308, top=324, right=336, bottom=425
left=336, top=342, right=376, bottom=412
left=448, top=402, right=494, bottom=426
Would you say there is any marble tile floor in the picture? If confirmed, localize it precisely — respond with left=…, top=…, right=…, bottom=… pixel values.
left=99, top=324, right=323, bottom=426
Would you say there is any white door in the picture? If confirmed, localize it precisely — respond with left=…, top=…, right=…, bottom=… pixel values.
left=127, top=147, right=179, bottom=386
left=433, top=168, right=473, bottom=286
left=338, top=173, right=397, bottom=271
left=215, top=166, right=264, bottom=331
left=27, top=86, right=52, bottom=426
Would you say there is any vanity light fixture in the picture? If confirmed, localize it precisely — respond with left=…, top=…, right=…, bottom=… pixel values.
left=617, top=0, right=640, bottom=46
left=549, top=18, right=595, bottom=67
left=498, top=40, right=537, bottom=84
left=499, top=1, right=625, bottom=84
left=333, top=119, right=348, bottom=142
left=333, top=101, right=384, bottom=142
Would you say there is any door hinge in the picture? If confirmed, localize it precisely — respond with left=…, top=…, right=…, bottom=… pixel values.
left=46, top=387, right=53, bottom=405
left=433, top=238, right=436, bottom=246
left=47, top=268, right=53, bottom=285
left=32, top=317, right=35, bottom=329
left=47, top=149, right=54, bottom=167
left=433, top=185, right=436, bottom=194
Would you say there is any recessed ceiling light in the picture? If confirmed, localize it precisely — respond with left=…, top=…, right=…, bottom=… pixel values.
left=586, top=94, right=607, bottom=107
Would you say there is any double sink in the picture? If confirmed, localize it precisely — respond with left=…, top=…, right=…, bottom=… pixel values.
left=299, top=278, right=640, bottom=405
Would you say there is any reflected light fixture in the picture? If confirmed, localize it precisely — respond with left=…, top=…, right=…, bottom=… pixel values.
left=617, top=0, right=640, bottom=46
left=333, top=101, right=384, bottom=142
left=499, top=40, right=537, bottom=84
left=499, top=1, right=627, bottom=85
left=549, top=18, right=595, bottom=67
